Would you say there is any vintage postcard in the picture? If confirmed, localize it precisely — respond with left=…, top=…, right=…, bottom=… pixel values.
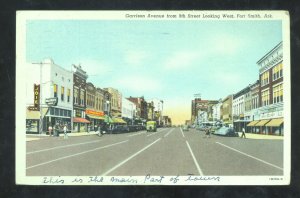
left=16, top=10, right=290, bottom=185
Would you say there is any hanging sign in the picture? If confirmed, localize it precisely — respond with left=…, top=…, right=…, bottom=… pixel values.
left=34, top=84, right=40, bottom=110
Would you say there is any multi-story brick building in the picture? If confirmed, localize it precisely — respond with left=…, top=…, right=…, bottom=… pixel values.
left=72, top=64, right=89, bottom=132
left=255, top=41, right=284, bottom=135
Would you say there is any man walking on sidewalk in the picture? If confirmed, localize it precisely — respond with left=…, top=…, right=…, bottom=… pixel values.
left=63, top=124, right=68, bottom=139
left=241, top=127, right=246, bottom=138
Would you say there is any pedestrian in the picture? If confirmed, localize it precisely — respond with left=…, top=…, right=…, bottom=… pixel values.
left=63, top=124, right=68, bottom=139
left=98, top=124, right=102, bottom=137
left=48, top=125, right=53, bottom=136
left=204, top=127, right=211, bottom=138
left=241, top=127, right=246, bottom=138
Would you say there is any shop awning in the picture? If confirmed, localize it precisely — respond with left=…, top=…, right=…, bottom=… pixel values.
left=26, top=108, right=48, bottom=119
left=247, top=120, right=260, bottom=127
left=87, top=114, right=105, bottom=120
left=265, top=118, right=284, bottom=127
left=104, top=115, right=113, bottom=123
left=255, top=119, right=271, bottom=126
left=73, top=117, right=90, bottom=123
left=112, top=117, right=127, bottom=124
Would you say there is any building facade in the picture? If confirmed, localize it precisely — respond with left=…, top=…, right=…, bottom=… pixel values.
left=150, top=98, right=164, bottom=126
left=104, top=87, right=122, bottom=118
left=212, top=99, right=222, bottom=122
left=232, top=86, right=250, bottom=132
left=127, top=96, right=148, bottom=124
left=244, top=80, right=260, bottom=133
left=220, top=95, right=233, bottom=126
left=122, top=98, right=137, bottom=125
left=191, top=98, right=218, bottom=125
left=86, top=82, right=105, bottom=131
left=26, top=59, right=73, bottom=134
left=147, top=101, right=155, bottom=121
left=72, top=64, right=89, bottom=132
left=256, top=41, right=284, bottom=135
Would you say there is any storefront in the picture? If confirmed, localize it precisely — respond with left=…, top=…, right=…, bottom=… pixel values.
left=43, top=107, right=72, bottom=133
left=247, top=120, right=260, bottom=133
left=253, top=119, right=271, bottom=134
left=265, top=118, right=284, bottom=135
left=86, top=109, right=105, bottom=131
left=26, top=108, right=49, bottom=134
left=73, top=117, right=90, bottom=132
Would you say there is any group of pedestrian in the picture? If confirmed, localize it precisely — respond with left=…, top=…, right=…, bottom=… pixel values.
left=48, top=123, right=68, bottom=139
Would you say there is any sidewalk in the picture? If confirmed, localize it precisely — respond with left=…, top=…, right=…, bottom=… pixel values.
left=26, top=131, right=99, bottom=141
left=237, top=132, right=284, bottom=140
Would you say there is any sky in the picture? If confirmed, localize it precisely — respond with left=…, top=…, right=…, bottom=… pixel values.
left=26, top=20, right=282, bottom=125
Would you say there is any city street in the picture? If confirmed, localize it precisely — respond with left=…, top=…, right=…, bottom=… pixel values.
left=26, top=127, right=283, bottom=176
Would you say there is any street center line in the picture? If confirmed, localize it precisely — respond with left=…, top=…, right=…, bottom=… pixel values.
left=101, top=138, right=161, bottom=176
left=186, top=141, right=204, bottom=176
left=164, top=128, right=174, bottom=137
left=147, top=132, right=159, bottom=137
left=27, top=139, right=103, bottom=155
left=216, top=142, right=283, bottom=170
left=180, top=127, right=185, bottom=138
left=127, top=131, right=146, bottom=137
left=26, top=140, right=129, bottom=170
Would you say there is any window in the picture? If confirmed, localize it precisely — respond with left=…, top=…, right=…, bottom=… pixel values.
left=261, top=71, right=269, bottom=86
left=80, top=90, right=85, bottom=106
left=261, top=89, right=270, bottom=106
left=61, top=86, right=65, bottom=101
left=74, top=88, right=79, bottom=104
left=272, top=63, right=283, bottom=81
left=67, top=89, right=70, bottom=103
left=54, top=84, right=58, bottom=97
left=54, top=108, right=59, bottom=115
left=273, top=84, right=283, bottom=103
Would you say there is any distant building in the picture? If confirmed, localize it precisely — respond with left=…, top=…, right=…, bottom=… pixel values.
left=147, top=101, right=155, bottom=121
left=104, top=87, right=122, bottom=118
left=232, top=86, right=251, bottom=132
left=212, top=99, right=222, bottom=122
left=191, top=98, right=218, bottom=125
left=150, top=98, right=164, bottom=126
left=220, top=95, right=233, bottom=125
left=127, top=96, right=148, bottom=124
left=244, top=80, right=260, bottom=133
left=122, top=98, right=136, bottom=125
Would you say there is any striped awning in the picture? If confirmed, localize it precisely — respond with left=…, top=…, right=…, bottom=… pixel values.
left=247, top=120, right=259, bottom=127
left=73, top=117, right=90, bottom=123
left=265, top=118, right=284, bottom=127
left=255, top=119, right=271, bottom=126
left=87, top=114, right=105, bottom=120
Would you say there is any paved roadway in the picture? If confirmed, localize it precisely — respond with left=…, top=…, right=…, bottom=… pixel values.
left=26, top=127, right=283, bottom=176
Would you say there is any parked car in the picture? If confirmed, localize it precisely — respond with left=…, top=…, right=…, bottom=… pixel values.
left=213, top=127, right=239, bottom=137
left=109, top=125, right=130, bottom=134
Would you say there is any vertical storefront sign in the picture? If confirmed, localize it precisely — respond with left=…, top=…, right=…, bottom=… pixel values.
left=34, top=84, right=40, bottom=110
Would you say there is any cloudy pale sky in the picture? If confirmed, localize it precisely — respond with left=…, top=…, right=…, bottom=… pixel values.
left=26, top=20, right=282, bottom=124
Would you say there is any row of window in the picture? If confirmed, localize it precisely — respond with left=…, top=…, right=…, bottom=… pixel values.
left=53, top=84, right=71, bottom=103
left=49, top=107, right=71, bottom=117
left=261, top=63, right=283, bottom=87
left=261, top=83, right=283, bottom=107
left=74, top=88, right=85, bottom=106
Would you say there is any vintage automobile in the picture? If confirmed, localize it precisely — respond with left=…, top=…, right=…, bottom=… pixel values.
left=146, top=121, right=157, bottom=132
left=213, top=126, right=239, bottom=137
